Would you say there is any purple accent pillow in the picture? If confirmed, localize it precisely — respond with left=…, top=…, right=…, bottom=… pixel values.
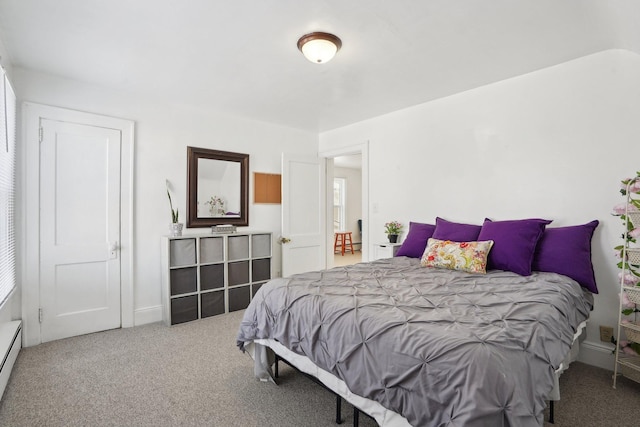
left=432, top=217, right=482, bottom=242
left=396, top=222, right=436, bottom=258
left=532, top=220, right=600, bottom=293
left=477, top=218, right=552, bottom=276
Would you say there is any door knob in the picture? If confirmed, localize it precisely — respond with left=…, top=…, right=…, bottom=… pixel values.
left=279, top=237, right=291, bottom=244
left=109, top=241, right=119, bottom=259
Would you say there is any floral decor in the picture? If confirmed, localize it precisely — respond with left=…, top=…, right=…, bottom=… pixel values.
left=384, top=221, right=403, bottom=236
left=614, top=172, right=640, bottom=315
left=611, top=172, right=640, bottom=356
left=617, top=338, right=640, bottom=356
left=421, top=238, right=494, bottom=274
left=205, top=196, right=225, bottom=216
left=165, top=179, right=179, bottom=223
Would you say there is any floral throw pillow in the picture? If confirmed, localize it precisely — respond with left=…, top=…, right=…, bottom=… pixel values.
left=421, top=238, right=494, bottom=274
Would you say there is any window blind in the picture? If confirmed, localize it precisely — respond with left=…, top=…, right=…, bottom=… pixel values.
left=0, top=70, right=16, bottom=307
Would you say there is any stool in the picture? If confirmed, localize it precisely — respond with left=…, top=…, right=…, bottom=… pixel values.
left=334, top=232, right=354, bottom=256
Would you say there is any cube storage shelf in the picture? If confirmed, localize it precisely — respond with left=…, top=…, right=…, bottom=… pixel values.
left=161, top=232, right=272, bottom=325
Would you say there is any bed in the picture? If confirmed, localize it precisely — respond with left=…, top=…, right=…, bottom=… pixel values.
left=237, top=218, right=597, bottom=426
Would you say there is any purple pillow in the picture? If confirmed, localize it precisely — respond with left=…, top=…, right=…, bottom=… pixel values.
left=477, top=218, right=552, bottom=276
left=432, top=217, right=482, bottom=242
left=532, top=220, right=599, bottom=293
left=396, top=222, right=436, bottom=258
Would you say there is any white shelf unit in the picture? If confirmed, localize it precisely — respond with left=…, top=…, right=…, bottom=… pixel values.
left=373, top=242, right=402, bottom=260
left=613, top=176, right=640, bottom=387
left=161, top=232, right=272, bottom=325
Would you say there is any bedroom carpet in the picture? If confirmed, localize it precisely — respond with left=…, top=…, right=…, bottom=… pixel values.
left=0, top=310, right=638, bottom=427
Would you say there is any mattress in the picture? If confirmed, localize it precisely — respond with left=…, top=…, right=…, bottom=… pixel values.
left=237, top=257, right=593, bottom=426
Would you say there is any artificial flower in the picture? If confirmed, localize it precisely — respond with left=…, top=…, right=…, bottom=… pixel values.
left=621, top=292, right=636, bottom=309
left=166, top=179, right=179, bottom=223
left=619, top=272, right=639, bottom=286
left=621, top=177, right=640, bottom=194
left=384, top=221, right=403, bottom=235
left=613, top=203, right=639, bottom=215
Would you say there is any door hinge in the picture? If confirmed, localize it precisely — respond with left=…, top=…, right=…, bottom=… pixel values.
left=39, top=127, right=43, bottom=143
left=38, top=308, right=43, bottom=323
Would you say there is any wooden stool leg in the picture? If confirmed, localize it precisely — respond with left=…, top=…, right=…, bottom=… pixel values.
left=334, top=233, right=339, bottom=254
left=341, top=233, right=345, bottom=256
left=346, top=232, right=354, bottom=254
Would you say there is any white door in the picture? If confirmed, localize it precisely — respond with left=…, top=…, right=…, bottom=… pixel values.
left=39, top=119, right=122, bottom=342
left=281, top=154, right=326, bottom=277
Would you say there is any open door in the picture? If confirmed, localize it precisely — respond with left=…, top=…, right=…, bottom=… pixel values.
left=281, top=154, right=326, bottom=277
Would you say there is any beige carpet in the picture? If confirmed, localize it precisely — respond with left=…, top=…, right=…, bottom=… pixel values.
left=0, top=310, right=639, bottom=426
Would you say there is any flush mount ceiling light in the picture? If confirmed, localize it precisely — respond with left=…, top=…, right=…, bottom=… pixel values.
left=297, top=32, right=342, bottom=64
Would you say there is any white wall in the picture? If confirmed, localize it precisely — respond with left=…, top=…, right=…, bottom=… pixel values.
left=334, top=166, right=362, bottom=246
left=0, top=35, right=13, bottom=79
left=13, top=68, right=318, bottom=327
left=320, top=49, right=640, bottom=369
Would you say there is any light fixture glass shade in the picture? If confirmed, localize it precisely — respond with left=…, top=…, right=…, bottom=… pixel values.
left=297, top=32, right=342, bottom=64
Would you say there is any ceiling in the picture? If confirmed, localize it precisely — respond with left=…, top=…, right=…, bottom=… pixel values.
left=334, top=154, right=362, bottom=170
left=0, top=0, right=638, bottom=133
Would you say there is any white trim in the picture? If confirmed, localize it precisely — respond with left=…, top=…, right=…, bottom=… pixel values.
left=319, top=141, right=370, bottom=261
left=333, top=177, right=347, bottom=232
left=21, top=102, right=135, bottom=346
left=577, top=339, right=615, bottom=371
left=0, top=320, right=21, bottom=400
left=121, top=119, right=135, bottom=328
left=134, top=305, right=163, bottom=326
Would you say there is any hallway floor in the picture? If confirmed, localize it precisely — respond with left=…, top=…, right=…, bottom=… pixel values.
left=333, top=250, right=362, bottom=267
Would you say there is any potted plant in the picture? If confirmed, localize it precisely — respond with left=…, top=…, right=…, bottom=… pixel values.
left=166, top=180, right=183, bottom=237
left=384, top=221, right=403, bottom=243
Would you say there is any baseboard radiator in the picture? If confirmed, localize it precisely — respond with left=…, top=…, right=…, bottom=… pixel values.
left=0, top=320, right=22, bottom=400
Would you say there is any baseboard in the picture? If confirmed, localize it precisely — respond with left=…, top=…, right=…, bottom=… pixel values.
left=134, top=305, right=163, bottom=326
left=0, top=320, right=22, bottom=400
left=577, top=339, right=615, bottom=371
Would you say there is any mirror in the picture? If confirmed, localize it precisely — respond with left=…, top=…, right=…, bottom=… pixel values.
left=187, top=146, right=249, bottom=227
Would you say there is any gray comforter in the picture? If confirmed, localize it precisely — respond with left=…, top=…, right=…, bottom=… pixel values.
left=237, top=257, right=593, bottom=426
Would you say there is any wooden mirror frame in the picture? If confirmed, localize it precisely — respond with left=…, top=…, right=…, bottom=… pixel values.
left=187, top=146, right=249, bottom=228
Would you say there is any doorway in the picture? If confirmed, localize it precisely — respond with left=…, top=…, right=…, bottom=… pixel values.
left=320, top=142, right=369, bottom=269
left=331, top=155, right=362, bottom=267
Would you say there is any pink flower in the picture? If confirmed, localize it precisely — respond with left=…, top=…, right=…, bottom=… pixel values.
left=630, top=228, right=640, bottom=239
left=613, top=203, right=639, bottom=215
left=619, top=272, right=639, bottom=286
left=621, top=178, right=640, bottom=192
left=621, top=292, right=637, bottom=309
left=613, top=203, right=627, bottom=215
left=623, top=346, right=639, bottom=356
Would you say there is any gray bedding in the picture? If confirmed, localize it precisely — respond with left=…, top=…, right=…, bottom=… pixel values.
left=237, top=256, right=593, bottom=426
